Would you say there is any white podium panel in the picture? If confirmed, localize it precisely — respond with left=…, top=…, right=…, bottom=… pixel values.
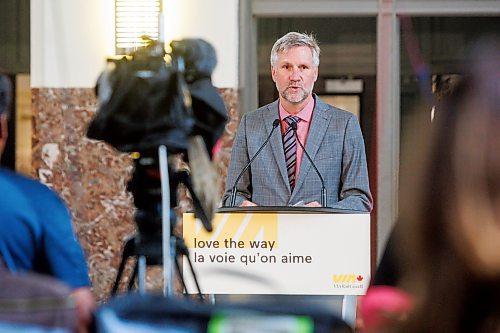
left=182, top=211, right=370, bottom=295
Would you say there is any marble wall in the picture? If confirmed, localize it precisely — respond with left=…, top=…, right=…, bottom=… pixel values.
left=31, top=87, right=239, bottom=302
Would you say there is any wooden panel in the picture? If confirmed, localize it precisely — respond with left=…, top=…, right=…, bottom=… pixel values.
left=15, top=74, right=31, bottom=175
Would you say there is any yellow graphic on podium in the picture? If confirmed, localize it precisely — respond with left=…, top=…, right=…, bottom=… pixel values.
left=183, top=213, right=278, bottom=249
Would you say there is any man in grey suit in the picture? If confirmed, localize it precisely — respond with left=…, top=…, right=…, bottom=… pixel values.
left=223, top=32, right=372, bottom=212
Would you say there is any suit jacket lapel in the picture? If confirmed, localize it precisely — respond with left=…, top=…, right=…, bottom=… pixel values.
left=263, top=101, right=292, bottom=194
left=292, top=97, right=331, bottom=197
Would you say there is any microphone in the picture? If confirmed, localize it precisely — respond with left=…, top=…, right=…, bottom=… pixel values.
left=290, top=122, right=328, bottom=207
left=228, top=119, right=280, bottom=207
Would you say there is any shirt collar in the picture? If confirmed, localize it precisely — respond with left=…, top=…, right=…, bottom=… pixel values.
left=278, top=95, right=315, bottom=123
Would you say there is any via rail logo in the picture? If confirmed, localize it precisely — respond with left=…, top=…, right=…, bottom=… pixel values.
left=332, top=274, right=365, bottom=290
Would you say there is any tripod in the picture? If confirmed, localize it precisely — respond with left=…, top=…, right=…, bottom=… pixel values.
left=110, top=146, right=209, bottom=300
left=110, top=231, right=203, bottom=300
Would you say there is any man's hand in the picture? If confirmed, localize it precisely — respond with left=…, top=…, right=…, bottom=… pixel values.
left=240, top=200, right=257, bottom=207
left=305, top=201, right=321, bottom=207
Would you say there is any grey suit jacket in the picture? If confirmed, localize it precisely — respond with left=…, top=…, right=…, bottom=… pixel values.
left=222, top=96, right=373, bottom=212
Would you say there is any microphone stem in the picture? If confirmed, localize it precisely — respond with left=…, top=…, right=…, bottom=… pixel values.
left=321, top=187, right=327, bottom=208
left=293, top=128, right=328, bottom=207
left=228, top=120, right=280, bottom=207
left=230, top=186, right=237, bottom=207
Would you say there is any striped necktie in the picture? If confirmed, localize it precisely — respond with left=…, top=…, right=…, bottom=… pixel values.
left=283, top=116, right=300, bottom=190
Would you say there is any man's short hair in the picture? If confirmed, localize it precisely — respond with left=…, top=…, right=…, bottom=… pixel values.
left=270, top=32, right=321, bottom=68
left=0, top=74, right=13, bottom=117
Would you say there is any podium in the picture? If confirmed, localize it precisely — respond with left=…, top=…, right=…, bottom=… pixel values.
left=182, top=207, right=370, bottom=327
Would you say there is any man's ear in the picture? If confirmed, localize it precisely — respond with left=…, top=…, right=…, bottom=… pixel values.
left=271, top=65, right=277, bottom=83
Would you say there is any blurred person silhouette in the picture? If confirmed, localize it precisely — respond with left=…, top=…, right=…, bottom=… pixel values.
left=394, top=37, right=500, bottom=332
left=360, top=37, right=500, bottom=332
left=359, top=73, right=460, bottom=333
left=370, top=77, right=461, bottom=289
left=0, top=73, right=95, bottom=332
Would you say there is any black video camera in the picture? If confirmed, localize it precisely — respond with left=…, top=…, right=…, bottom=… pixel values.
left=86, top=39, right=227, bottom=235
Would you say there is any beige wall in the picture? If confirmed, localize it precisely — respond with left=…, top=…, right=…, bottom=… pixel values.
left=31, top=0, right=238, bottom=88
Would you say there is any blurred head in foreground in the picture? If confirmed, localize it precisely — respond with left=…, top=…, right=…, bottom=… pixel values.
left=397, top=36, right=500, bottom=332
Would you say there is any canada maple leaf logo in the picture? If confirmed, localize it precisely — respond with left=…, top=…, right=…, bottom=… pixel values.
left=356, top=275, right=363, bottom=282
